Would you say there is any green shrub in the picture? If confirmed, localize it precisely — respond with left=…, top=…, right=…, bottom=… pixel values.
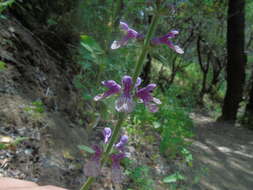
left=0, top=0, right=15, bottom=13
left=126, top=164, right=154, bottom=190
left=155, top=103, right=194, bottom=158
left=127, top=89, right=194, bottom=158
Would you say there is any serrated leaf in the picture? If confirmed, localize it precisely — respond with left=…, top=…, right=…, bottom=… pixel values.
left=78, top=145, right=95, bottom=154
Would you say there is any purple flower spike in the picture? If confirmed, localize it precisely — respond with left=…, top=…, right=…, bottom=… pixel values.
left=83, top=145, right=102, bottom=177
left=111, top=153, right=125, bottom=183
left=111, top=22, right=140, bottom=49
left=151, top=30, right=184, bottom=54
left=136, top=84, right=162, bottom=112
left=115, top=76, right=135, bottom=113
left=103, top=127, right=112, bottom=144
left=115, top=135, right=128, bottom=151
left=94, top=80, right=121, bottom=101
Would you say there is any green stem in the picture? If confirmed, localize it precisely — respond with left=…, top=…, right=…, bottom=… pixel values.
left=132, top=11, right=160, bottom=85
left=112, top=0, right=122, bottom=30
left=80, top=177, right=94, bottom=190
left=101, top=112, right=125, bottom=165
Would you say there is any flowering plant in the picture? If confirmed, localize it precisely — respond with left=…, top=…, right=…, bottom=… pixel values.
left=81, top=3, right=184, bottom=189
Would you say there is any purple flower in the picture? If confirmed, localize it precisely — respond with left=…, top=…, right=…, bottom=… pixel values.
left=95, top=76, right=141, bottom=113
left=95, top=76, right=161, bottom=112
left=115, top=76, right=136, bottom=113
left=136, top=84, right=161, bottom=112
left=151, top=30, right=184, bottom=54
left=115, top=135, right=128, bottom=151
left=111, top=153, right=126, bottom=183
left=94, top=80, right=121, bottom=101
left=103, top=127, right=112, bottom=144
left=111, top=22, right=140, bottom=49
left=83, top=145, right=102, bottom=177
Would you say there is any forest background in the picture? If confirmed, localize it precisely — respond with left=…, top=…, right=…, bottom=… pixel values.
left=0, top=0, right=253, bottom=190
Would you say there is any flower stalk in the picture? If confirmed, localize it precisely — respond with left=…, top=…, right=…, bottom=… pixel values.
left=101, top=112, right=125, bottom=165
left=132, top=11, right=160, bottom=85
left=80, top=8, right=161, bottom=190
left=80, top=177, right=94, bottom=190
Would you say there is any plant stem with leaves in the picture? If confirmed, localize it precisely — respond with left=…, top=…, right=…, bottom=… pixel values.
left=80, top=8, right=161, bottom=190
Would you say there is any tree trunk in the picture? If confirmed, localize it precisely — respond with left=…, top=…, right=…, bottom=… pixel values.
left=219, top=0, right=246, bottom=123
left=197, top=35, right=210, bottom=104
left=246, top=81, right=253, bottom=114
left=244, top=72, right=253, bottom=128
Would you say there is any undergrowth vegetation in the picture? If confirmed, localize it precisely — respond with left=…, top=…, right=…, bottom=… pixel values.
left=127, top=89, right=194, bottom=158
left=125, top=162, right=155, bottom=190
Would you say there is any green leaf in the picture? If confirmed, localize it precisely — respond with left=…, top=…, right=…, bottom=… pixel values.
left=163, top=173, right=185, bottom=183
left=83, top=94, right=93, bottom=100
left=12, top=137, right=29, bottom=146
left=0, top=0, right=15, bottom=6
left=80, top=35, right=103, bottom=54
left=47, top=18, right=58, bottom=26
left=0, top=143, right=6, bottom=150
left=0, top=0, right=15, bottom=13
left=78, top=145, right=95, bottom=154
left=81, top=41, right=94, bottom=53
left=0, top=61, right=6, bottom=70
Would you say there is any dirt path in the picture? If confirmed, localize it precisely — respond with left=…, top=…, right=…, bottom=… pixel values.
left=188, top=113, right=253, bottom=190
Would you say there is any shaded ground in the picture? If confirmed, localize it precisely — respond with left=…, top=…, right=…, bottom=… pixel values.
left=0, top=17, right=88, bottom=189
left=188, top=113, right=253, bottom=190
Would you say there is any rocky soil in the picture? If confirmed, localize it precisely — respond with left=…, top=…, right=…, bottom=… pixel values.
left=0, top=17, right=88, bottom=189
